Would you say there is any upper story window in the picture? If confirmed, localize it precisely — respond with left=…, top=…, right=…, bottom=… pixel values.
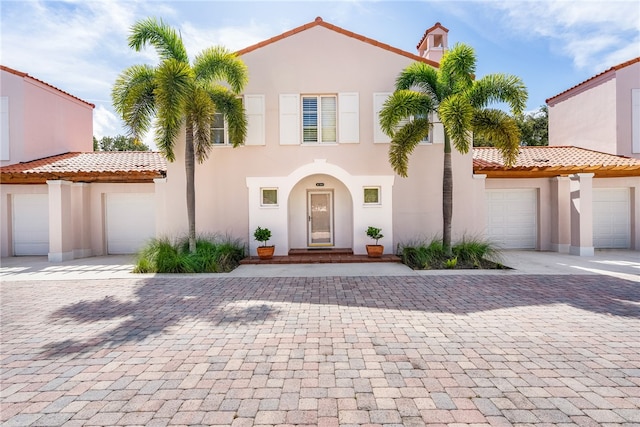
left=211, top=112, right=228, bottom=145
left=302, top=95, right=337, bottom=143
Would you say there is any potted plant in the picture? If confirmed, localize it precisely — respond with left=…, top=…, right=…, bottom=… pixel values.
left=254, top=226, right=275, bottom=260
left=366, top=226, right=384, bottom=258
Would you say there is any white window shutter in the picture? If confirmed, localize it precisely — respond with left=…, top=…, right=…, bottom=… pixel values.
left=373, top=93, right=391, bottom=143
left=244, top=95, right=265, bottom=146
left=338, top=92, right=359, bottom=143
left=633, top=89, right=640, bottom=153
left=1, top=97, right=9, bottom=160
left=280, top=94, right=300, bottom=145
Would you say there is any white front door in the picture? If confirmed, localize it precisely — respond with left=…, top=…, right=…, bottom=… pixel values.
left=308, top=191, right=334, bottom=246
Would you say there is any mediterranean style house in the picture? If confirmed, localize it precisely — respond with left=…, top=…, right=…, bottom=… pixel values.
left=1, top=18, right=639, bottom=261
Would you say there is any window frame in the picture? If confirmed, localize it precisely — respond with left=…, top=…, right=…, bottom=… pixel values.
left=363, top=187, right=381, bottom=205
left=260, top=188, right=279, bottom=207
left=301, top=94, right=337, bottom=144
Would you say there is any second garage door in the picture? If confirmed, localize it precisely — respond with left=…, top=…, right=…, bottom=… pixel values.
left=486, top=189, right=537, bottom=249
left=105, top=193, right=156, bottom=254
left=13, top=193, right=49, bottom=255
left=593, top=188, right=630, bottom=248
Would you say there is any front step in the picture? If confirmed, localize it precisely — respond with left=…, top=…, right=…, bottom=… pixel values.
left=288, top=248, right=353, bottom=256
left=240, top=247, right=402, bottom=264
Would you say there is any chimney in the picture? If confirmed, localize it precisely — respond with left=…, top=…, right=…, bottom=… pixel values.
left=417, top=22, right=449, bottom=64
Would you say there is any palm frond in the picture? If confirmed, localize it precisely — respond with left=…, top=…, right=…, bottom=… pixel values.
left=472, top=109, right=521, bottom=166
left=438, top=94, right=474, bottom=154
left=187, top=86, right=216, bottom=162
left=128, top=17, right=189, bottom=63
left=193, top=46, right=248, bottom=93
left=388, top=117, right=430, bottom=177
left=111, top=64, right=157, bottom=140
left=208, top=86, right=247, bottom=149
left=379, top=90, right=435, bottom=136
left=395, top=62, right=440, bottom=99
left=467, top=74, right=528, bottom=114
left=439, top=43, right=475, bottom=93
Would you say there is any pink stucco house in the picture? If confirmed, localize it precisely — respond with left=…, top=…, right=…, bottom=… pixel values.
left=547, top=57, right=640, bottom=159
left=1, top=18, right=639, bottom=261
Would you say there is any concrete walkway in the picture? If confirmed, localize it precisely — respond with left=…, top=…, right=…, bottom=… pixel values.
left=1, top=249, right=639, bottom=281
left=1, top=251, right=639, bottom=426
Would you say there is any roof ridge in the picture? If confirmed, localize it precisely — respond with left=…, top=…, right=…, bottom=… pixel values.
left=235, top=17, right=440, bottom=68
left=0, top=65, right=95, bottom=108
left=546, top=57, right=640, bottom=105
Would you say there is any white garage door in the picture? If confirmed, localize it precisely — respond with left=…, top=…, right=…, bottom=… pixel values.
left=106, top=193, right=156, bottom=254
left=486, top=189, right=537, bottom=249
left=13, top=194, right=49, bottom=255
left=593, top=188, right=630, bottom=248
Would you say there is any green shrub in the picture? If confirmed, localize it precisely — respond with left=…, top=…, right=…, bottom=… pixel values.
left=133, top=234, right=246, bottom=273
left=400, top=236, right=502, bottom=270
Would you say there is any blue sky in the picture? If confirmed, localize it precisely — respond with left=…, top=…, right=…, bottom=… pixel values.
left=2, top=0, right=639, bottom=145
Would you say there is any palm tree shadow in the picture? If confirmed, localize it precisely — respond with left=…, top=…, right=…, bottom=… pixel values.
left=41, top=274, right=638, bottom=359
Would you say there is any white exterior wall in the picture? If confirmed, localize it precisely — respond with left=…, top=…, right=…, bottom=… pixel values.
left=159, top=25, right=481, bottom=255
left=616, top=62, right=640, bottom=158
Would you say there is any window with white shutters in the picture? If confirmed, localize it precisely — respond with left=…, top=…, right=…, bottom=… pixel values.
left=302, top=95, right=337, bottom=143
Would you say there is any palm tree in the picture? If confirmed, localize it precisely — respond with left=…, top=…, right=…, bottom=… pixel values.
left=380, top=43, right=527, bottom=254
left=112, top=18, right=248, bottom=252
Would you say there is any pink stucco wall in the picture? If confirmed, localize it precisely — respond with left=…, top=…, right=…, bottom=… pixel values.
left=548, top=61, right=640, bottom=159
left=0, top=68, right=94, bottom=167
left=158, top=24, right=482, bottom=252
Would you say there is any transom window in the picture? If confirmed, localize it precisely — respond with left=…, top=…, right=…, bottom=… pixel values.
left=302, top=95, right=337, bottom=143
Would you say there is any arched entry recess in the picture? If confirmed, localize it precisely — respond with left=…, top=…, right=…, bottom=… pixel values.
left=246, top=159, right=394, bottom=256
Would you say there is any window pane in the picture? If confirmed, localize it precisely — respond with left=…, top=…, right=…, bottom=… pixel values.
left=302, top=97, right=318, bottom=142
left=321, top=97, right=337, bottom=142
left=212, top=113, right=225, bottom=144
left=364, top=188, right=380, bottom=204
left=262, top=189, right=278, bottom=205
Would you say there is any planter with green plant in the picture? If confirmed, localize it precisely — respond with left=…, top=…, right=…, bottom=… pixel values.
left=366, top=226, right=384, bottom=258
left=254, top=226, right=274, bottom=260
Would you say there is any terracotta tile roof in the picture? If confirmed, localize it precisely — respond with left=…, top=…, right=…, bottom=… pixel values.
left=0, top=152, right=166, bottom=184
left=416, top=22, right=449, bottom=50
left=546, top=57, right=640, bottom=105
left=236, top=17, right=440, bottom=68
left=1, top=65, right=95, bottom=108
left=473, top=146, right=640, bottom=178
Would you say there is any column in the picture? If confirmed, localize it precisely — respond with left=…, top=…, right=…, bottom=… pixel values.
left=569, top=173, right=594, bottom=256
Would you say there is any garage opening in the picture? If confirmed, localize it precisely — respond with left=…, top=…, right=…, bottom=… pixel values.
left=12, top=193, right=49, bottom=256
left=105, top=193, right=156, bottom=254
left=485, top=189, right=537, bottom=249
left=593, top=188, right=630, bottom=249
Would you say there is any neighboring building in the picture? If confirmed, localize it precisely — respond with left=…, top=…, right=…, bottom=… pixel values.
left=547, top=57, right=640, bottom=159
left=2, top=18, right=639, bottom=261
left=0, top=65, right=94, bottom=166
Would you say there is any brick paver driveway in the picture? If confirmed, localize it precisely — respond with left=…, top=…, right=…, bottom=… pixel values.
left=1, top=274, right=639, bottom=426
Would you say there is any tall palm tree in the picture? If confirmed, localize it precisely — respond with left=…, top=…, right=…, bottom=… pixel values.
left=112, top=18, right=248, bottom=252
left=379, top=43, right=527, bottom=254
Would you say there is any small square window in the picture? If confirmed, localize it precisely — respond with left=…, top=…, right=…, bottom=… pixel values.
left=364, top=187, right=380, bottom=204
left=261, top=188, right=278, bottom=206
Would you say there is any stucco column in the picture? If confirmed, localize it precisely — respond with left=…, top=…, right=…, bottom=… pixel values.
left=569, top=173, right=594, bottom=256
left=71, top=183, right=92, bottom=258
left=551, top=176, right=571, bottom=253
left=154, top=178, right=167, bottom=239
left=47, top=180, right=73, bottom=262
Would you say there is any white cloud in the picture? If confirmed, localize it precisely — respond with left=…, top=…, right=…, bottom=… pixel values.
left=93, top=105, right=122, bottom=140
left=489, top=0, right=640, bottom=72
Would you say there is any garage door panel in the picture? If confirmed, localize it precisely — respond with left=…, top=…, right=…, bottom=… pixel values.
left=106, top=193, right=155, bottom=254
left=486, top=189, right=537, bottom=249
left=593, top=188, right=629, bottom=249
left=13, top=194, right=49, bottom=255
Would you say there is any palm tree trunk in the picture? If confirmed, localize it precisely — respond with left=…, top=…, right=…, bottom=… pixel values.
left=185, top=123, right=197, bottom=253
left=442, top=133, right=453, bottom=256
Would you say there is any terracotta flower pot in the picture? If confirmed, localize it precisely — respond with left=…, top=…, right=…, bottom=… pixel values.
left=256, top=246, right=275, bottom=260
left=366, top=245, right=384, bottom=258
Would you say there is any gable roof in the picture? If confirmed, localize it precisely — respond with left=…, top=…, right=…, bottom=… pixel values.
left=473, top=146, right=640, bottom=178
left=546, top=57, right=640, bottom=105
left=1, top=65, right=95, bottom=109
left=0, top=152, right=166, bottom=184
left=236, top=16, right=440, bottom=68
